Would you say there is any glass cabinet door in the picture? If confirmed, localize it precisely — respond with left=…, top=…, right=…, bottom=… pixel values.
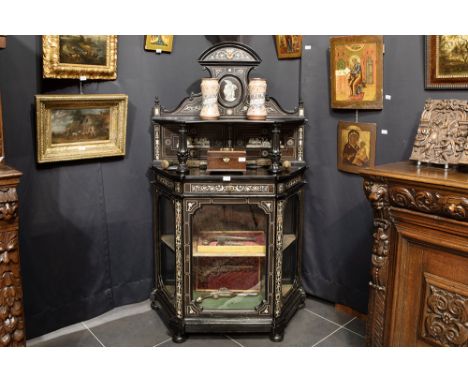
left=191, top=203, right=268, bottom=311
left=158, top=194, right=176, bottom=300
left=281, top=194, right=300, bottom=298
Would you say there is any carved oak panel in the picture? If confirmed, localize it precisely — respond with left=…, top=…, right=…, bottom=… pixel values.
left=410, top=99, right=468, bottom=165
left=420, top=273, right=467, bottom=347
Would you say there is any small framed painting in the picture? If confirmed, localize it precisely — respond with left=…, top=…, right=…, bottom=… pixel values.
left=275, top=35, right=302, bottom=59
left=42, top=35, right=117, bottom=79
left=35, top=94, right=128, bottom=163
left=145, top=35, right=174, bottom=53
left=330, top=35, right=383, bottom=109
left=426, top=35, right=468, bottom=89
left=337, top=121, right=376, bottom=174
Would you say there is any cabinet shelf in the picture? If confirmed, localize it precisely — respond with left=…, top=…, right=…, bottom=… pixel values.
left=161, top=234, right=296, bottom=257
left=161, top=233, right=297, bottom=256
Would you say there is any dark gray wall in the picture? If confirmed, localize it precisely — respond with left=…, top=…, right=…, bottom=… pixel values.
left=300, top=35, right=468, bottom=311
left=0, top=35, right=464, bottom=338
left=0, top=36, right=299, bottom=338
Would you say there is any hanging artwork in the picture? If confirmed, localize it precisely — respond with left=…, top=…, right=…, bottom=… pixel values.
left=145, top=35, right=174, bottom=53
left=330, top=36, right=383, bottom=109
left=35, top=94, right=128, bottom=163
left=43, top=35, right=117, bottom=79
left=337, top=121, right=376, bottom=174
left=275, top=35, right=302, bottom=59
left=0, top=96, right=4, bottom=162
left=426, top=35, right=468, bottom=89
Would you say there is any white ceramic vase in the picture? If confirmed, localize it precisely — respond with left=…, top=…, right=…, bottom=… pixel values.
left=247, top=78, right=267, bottom=120
left=200, top=78, right=220, bottom=120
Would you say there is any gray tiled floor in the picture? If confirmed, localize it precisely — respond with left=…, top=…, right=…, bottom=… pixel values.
left=27, top=296, right=366, bottom=347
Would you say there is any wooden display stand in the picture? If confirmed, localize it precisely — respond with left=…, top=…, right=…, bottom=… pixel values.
left=361, top=162, right=467, bottom=346
left=0, top=43, right=26, bottom=347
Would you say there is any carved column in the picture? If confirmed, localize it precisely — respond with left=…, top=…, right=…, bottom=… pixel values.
left=363, top=177, right=391, bottom=347
left=176, top=123, right=189, bottom=174
left=0, top=174, right=24, bottom=347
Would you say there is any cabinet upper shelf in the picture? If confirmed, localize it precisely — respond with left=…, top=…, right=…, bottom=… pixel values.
left=152, top=116, right=306, bottom=126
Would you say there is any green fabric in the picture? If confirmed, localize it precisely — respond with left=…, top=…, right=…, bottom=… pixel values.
left=193, top=291, right=264, bottom=310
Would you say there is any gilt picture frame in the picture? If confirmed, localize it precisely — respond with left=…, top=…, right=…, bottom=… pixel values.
left=425, top=35, right=468, bottom=89
left=0, top=96, right=4, bottom=162
left=35, top=94, right=128, bottom=163
left=330, top=35, right=383, bottom=109
left=42, top=35, right=118, bottom=79
left=275, top=35, right=302, bottom=59
left=337, top=121, right=376, bottom=174
left=144, top=35, right=174, bottom=53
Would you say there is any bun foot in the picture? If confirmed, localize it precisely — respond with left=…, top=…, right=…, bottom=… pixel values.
left=172, top=333, right=187, bottom=343
left=270, top=331, right=284, bottom=342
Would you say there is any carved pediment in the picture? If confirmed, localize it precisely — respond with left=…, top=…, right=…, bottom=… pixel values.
left=410, top=99, right=468, bottom=165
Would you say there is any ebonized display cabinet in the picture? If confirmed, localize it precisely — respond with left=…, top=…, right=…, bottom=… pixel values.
left=150, top=42, right=307, bottom=342
left=362, top=162, right=467, bottom=346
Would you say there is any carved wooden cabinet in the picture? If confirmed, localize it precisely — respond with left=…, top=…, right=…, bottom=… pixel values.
left=150, top=42, right=307, bottom=342
left=0, top=165, right=24, bottom=346
left=361, top=162, right=467, bottom=346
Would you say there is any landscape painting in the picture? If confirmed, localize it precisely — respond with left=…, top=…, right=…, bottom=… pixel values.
left=426, top=35, right=468, bottom=88
left=36, top=94, right=128, bottom=163
left=51, top=108, right=110, bottom=144
left=330, top=36, right=383, bottom=109
left=59, top=35, right=107, bottom=66
left=275, top=35, right=302, bottom=59
left=42, top=35, right=117, bottom=79
left=337, top=121, right=376, bottom=174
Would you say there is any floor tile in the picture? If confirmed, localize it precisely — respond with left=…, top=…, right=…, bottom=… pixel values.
left=84, top=299, right=152, bottom=329
left=315, top=328, right=366, bottom=347
left=231, top=309, right=339, bottom=347
left=157, top=334, right=238, bottom=347
left=90, top=310, right=170, bottom=347
left=29, top=329, right=101, bottom=347
left=344, top=317, right=366, bottom=337
left=305, top=296, right=355, bottom=325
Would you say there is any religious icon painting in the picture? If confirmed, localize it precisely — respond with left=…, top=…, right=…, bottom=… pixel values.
left=426, top=35, right=468, bottom=89
left=144, top=35, right=174, bottom=53
left=275, top=35, right=302, bottom=59
left=337, top=121, right=376, bottom=174
left=330, top=36, right=383, bottom=109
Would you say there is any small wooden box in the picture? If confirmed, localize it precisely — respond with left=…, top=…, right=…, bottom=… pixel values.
left=207, top=148, right=246, bottom=173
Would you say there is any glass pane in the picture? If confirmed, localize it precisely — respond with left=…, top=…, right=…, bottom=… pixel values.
left=159, top=195, right=176, bottom=299
left=282, top=195, right=299, bottom=297
left=191, top=203, right=267, bottom=311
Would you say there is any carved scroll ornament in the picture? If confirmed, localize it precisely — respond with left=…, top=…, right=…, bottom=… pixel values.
left=389, top=186, right=468, bottom=221
left=421, top=274, right=467, bottom=347
left=0, top=231, right=25, bottom=346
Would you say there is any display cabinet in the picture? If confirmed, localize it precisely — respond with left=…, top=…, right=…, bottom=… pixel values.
left=150, top=42, right=307, bottom=342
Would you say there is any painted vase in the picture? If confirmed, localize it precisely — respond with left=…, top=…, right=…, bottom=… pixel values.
left=247, top=78, right=267, bottom=120
left=200, top=78, right=220, bottom=120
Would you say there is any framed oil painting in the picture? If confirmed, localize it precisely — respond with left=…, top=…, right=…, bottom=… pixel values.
left=36, top=94, right=128, bottom=163
left=337, top=121, right=376, bottom=174
left=275, top=35, right=302, bottom=59
left=42, top=35, right=117, bottom=79
left=330, top=36, right=383, bottom=109
left=144, top=35, right=174, bottom=53
left=426, top=35, right=468, bottom=89
left=0, top=96, right=4, bottom=162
